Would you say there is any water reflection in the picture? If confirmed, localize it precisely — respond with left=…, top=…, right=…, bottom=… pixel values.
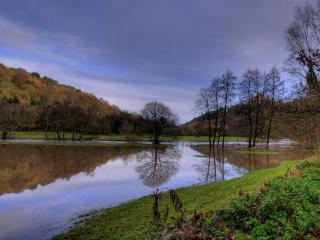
left=0, top=143, right=312, bottom=240
left=0, top=144, right=147, bottom=196
left=193, top=146, right=226, bottom=183
left=136, top=146, right=181, bottom=187
left=191, top=144, right=311, bottom=184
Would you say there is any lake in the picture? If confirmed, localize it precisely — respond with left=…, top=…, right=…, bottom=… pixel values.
left=0, top=142, right=310, bottom=239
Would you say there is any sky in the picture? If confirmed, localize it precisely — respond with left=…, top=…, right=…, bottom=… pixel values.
left=0, top=0, right=314, bottom=123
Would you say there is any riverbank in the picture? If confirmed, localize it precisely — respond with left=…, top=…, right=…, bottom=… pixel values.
left=0, top=140, right=154, bottom=148
left=6, top=131, right=248, bottom=142
left=53, top=158, right=308, bottom=240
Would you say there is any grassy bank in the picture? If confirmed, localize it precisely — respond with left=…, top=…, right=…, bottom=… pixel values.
left=0, top=141, right=154, bottom=148
left=6, top=131, right=248, bottom=142
left=53, top=159, right=304, bottom=240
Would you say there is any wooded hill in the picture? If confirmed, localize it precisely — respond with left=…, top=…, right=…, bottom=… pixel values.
left=0, top=63, right=120, bottom=115
left=0, top=63, right=140, bottom=139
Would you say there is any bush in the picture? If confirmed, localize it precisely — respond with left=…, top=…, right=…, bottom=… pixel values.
left=152, top=160, right=320, bottom=239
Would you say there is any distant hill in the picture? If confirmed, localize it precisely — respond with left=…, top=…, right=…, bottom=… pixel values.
left=182, top=104, right=264, bottom=137
left=181, top=102, right=287, bottom=139
left=0, top=63, right=120, bottom=115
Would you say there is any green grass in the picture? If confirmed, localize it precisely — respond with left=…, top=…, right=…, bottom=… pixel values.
left=0, top=141, right=153, bottom=148
left=53, top=158, right=308, bottom=240
left=6, top=132, right=249, bottom=142
left=234, top=148, right=280, bottom=155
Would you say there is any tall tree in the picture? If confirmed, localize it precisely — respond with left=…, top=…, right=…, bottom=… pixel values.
left=252, top=70, right=263, bottom=147
left=141, top=101, right=178, bottom=144
left=240, top=69, right=260, bottom=148
left=195, top=88, right=214, bottom=145
left=265, top=66, right=284, bottom=145
left=210, top=78, right=222, bottom=146
left=219, top=70, right=237, bottom=148
left=286, top=1, right=320, bottom=95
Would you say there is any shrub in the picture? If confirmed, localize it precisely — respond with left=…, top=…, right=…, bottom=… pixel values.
left=151, top=160, right=320, bottom=239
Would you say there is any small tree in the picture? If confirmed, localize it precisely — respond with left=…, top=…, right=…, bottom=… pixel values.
left=195, top=87, right=214, bottom=145
left=140, top=101, right=178, bottom=144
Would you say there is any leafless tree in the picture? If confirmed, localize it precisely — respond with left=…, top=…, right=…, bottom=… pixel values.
left=240, top=69, right=260, bottom=148
left=252, top=70, right=264, bottom=147
left=286, top=1, right=320, bottom=95
left=219, top=70, right=237, bottom=148
left=209, top=78, right=222, bottom=145
left=141, top=101, right=178, bottom=144
left=195, top=88, right=214, bottom=145
left=265, top=66, right=284, bottom=145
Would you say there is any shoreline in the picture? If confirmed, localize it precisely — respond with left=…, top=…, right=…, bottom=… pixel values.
left=53, top=158, right=308, bottom=240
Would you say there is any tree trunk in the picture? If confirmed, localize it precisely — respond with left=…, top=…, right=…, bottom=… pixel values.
left=207, top=108, right=212, bottom=146
left=248, top=96, right=253, bottom=148
left=267, top=91, right=275, bottom=145
left=213, top=110, right=219, bottom=145
left=253, top=94, right=260, bottom=147
left=212, top=88, right=220, bottom=145
left=154, top=121, right=160, bottom=144
left=1, top=131, right=8, bottom=140
left=56, top=131, right=61, bottom=140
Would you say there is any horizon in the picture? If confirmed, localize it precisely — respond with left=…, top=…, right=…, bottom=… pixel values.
left=0, top=0, right=312, bottom=123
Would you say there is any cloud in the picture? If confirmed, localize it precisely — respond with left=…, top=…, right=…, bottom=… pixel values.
left=0, top=16, right=99, bottom=66
left=0, top=0, right=312, bottom=122
left=0, top=56, right=197, bottom=122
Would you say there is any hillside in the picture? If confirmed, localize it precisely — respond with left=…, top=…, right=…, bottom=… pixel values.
left=181, top=103, right=288, bottom=140
left=0, top=63, right=139, bottom=138
left=0, top=63, right=120, bottom=115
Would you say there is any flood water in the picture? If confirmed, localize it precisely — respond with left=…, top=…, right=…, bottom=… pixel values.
left=0, top=142, right=311, bottom=240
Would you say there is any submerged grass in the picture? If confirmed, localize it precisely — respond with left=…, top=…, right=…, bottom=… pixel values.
left=234, top=149, right=280, bottom=155
left=53, top=158, right=308, bottom=240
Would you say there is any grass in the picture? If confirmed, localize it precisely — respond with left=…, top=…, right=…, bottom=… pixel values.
left=0, top=141, right=153, bottom=148
left=6, top=131, right=248, bottom=142
left=234, top=148, right=280, bottom=155
left=53, top=158, right=308, bottom=240
left=155, top=159, right=320, bottom=239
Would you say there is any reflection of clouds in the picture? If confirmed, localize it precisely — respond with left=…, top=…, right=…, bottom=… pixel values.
left=135, top=146, right=181, bottom=188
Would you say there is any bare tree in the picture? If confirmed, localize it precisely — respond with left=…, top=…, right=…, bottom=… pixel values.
left=195, top=88, right=214, bottom=145
left=252, top=70, right=263, bottom=147
left=286, top=1, right=320, bottom=95
left=141, top=101, right=178, bottom=144
left=219, top=70, right=237, bottom=148
left=210, top=78, right=222, bottom=146
left=240, top=69, right=260, bottom=148
left=265, top=66, right=284, bottom=145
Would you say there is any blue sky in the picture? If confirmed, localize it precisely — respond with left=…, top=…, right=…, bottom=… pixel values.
left=0, top=0, right=313, bottom=122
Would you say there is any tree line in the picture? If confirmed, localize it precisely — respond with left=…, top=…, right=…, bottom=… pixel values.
left=0, top=97, right=179, bottom=143
left=1, top=1, right=320, bottom=148
left=194, top=67, right=284, bottom=148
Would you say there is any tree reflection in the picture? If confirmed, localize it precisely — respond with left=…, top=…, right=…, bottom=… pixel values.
left=0, top=144, right=147, bottom=195
left=193, top=145, right=226, bottom=184
left=135, top=146, right=181, bottom=188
